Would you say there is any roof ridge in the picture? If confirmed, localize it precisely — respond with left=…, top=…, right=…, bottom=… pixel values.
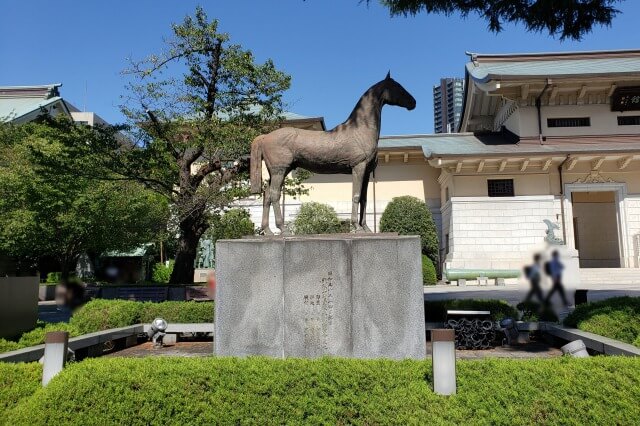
left=467, top=49, right=640, bottom=63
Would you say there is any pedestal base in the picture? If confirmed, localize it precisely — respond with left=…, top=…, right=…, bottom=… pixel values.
left=215, top=234, right=425, bottom=359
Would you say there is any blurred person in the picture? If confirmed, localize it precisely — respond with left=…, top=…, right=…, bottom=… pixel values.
left=523, top=253, right=544, bottom=305
left=545, top=250, right=569, bottom=307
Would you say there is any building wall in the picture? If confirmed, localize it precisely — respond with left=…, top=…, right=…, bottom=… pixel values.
left=510, top=104, right=640, bottom=138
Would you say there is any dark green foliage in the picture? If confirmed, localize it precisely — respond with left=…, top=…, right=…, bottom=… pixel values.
left=564, top=296, right=640, bottom=347
left=424, top=299, right=518, bottom=322
left=69, top=299, right=214, bottom=334
left=152, top=260, right=174, bottom=284
left=208, top=208, right=256, bottom=241
left=292, top=202, right=343, bottom=234
left=380, top=196, right=438, bottom=265
left=5, top=357, right=640, bottom=424
left=0, top=362, right=41, bottom=418
left=516, top=301, right=559, bottom=322
left=422, top=255, right=437, bottom=285
left=377, top=0, right=622, bottom=40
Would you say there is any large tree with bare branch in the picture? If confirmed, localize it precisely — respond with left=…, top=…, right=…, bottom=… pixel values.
left=53, top=8, right=291, bottom=283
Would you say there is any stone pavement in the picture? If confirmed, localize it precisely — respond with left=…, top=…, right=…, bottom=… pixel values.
left=105, top=341, right=214, bottom=358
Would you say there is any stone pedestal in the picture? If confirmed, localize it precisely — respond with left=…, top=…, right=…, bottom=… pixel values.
left=215, top=234, right=425, bottom=360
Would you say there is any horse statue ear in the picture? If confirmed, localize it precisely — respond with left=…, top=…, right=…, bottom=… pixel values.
left=386, top=70, right=391, bottom=80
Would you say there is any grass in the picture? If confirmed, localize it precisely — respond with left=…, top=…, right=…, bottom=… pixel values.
left=564, top=297, right=640, bottom=347
left=3, top=356, right=639, bottom=425
left=0, top=362, right=41, bottom=418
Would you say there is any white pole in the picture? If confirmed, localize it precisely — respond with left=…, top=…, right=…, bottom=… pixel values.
left=42, top=331, right=69, bottom=386
left=432, top=329, right=456, bottom=395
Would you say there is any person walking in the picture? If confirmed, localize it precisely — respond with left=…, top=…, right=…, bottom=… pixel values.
left=545, top=250, right=569, bottom=307
left=524, top=254, right=544, bottom=305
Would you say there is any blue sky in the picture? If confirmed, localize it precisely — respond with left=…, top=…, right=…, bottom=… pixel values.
left=2, top=0, right=639, bottom=135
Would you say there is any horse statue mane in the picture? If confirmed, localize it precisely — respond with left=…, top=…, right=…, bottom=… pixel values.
left=250, top=72, right=416, bottom=235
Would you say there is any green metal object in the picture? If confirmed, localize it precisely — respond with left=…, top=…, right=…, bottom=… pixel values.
left=444, top=269, right=520, bottom=280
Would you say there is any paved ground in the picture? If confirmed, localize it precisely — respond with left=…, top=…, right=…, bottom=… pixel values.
left=424, top=282, right=640, bottom=306
left=38, top=301, right=71, bottom=323
left=105, top=341, right=214, bottom=358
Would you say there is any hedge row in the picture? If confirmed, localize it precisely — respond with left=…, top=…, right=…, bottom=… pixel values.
left=0, top=300, right=214, bottom=353
left=0, top=362, right=41, bottom=418
left=564, top=296, right=640, bottom=347
left=69, top=299, right=214, bottom=334
left=424, top=299, right=518, bottom=322
left=4, top=357, right=639, bottom=425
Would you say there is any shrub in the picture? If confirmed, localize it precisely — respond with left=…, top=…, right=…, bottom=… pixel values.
left=292, top=202, right=342, bottom=234
left=208, top=208, right=256, bottom=241
left=69, top=299, right=215, bottom=334
left=0, top=322, right=82, bottom=354
left=422, top=255, right=437, bottom=285
left=564, top=296, right=640, bottom=347
left=516, top=301, right=559, bottom=322
left=0, top=339, right=22, bottom=353
left=70, top=299, right=141, bottom=334
left=45, top=272, right=61, bottom=283
left=0, top=362, right=41, bottom=418
left=139, top=301, right=213, bottom=324
left=380, top=196, right=438, bottom=265
left=424, top=299, right=518, bottom=322
left=6, top=357, right=640, bottom=425
left=152, top=260, right=174, bottom=284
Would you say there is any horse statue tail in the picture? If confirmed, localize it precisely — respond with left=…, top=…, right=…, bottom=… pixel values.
left=250, top=135, right=264, bottom=194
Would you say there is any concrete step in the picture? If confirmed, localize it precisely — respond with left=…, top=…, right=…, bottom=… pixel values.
left=579, top=268, right=640, bottom=284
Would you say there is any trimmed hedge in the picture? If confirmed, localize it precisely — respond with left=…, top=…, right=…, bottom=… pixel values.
left=564, top=296, right=640, bottom=347
left=5, top=357, right=640, bottom=425
left=0, top=322, right=81, bottom=354
left=69, top=299, right=214, bottom=334
left=0, top=362, right=41, bottom=418
left=424, top=299, right=518, bottom=322
left=422, top=255, right=437, bottom=285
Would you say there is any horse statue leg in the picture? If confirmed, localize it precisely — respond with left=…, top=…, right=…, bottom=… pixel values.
left=268, top=169, right=289, bottom=235
left=350, top=163, right=367, bottom=233
left=260, top=182, right=273, bottom=236
left=358, top=168, right=372, bottom=232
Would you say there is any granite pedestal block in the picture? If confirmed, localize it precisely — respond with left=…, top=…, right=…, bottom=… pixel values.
left=215, top=234, right=425, bottom=359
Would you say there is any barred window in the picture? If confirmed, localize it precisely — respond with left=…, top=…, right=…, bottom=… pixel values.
left=487, top=179, right=514, bottom=197
left=618, top=116, right=640, bottom=126
left=547, top=117, right=590, bottom=128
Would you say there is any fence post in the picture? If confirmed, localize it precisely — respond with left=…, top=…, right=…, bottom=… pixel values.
left=431, top=329, right=456, bottom=395
left=42, top=331, right=69, bottom=386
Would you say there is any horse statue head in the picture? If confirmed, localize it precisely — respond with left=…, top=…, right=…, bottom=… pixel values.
left=379, top=71, right=416, bottom=111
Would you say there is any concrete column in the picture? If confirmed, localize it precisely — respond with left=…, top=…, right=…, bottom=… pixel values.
left=42, top=331, right=68, bottom=386
left=431, top=329, right=456, bottom=395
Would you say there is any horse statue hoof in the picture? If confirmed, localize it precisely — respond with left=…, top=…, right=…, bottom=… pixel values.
left=259, top=227, right=274, bottom=236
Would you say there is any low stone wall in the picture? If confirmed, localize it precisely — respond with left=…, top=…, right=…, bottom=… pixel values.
left=0, top=277, right=39, bottom=339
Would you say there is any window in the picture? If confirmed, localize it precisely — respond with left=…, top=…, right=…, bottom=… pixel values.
left=618, top=116, right=640, bottom=126
left=547, top=117, right=590, bottom=128
left=487, top=179, right=514, bottom=197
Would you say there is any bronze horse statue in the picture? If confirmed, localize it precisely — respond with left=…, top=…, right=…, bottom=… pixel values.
left=250, top=72, right=416, bottom=235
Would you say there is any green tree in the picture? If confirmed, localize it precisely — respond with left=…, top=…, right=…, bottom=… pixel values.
left=379, top=196, right=438, bottom=266
left=0, top=120, right=169, bottom=283
left=203, top=208, right=256, bottom=264
left=373, top=0, right=622, bottom=40
left=37, top=8, right=292, bottom=283
left=292, top=202, right=343, bottom=235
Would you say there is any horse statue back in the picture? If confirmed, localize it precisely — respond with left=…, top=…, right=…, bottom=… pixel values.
left=251, top=72, right=416, bottom=235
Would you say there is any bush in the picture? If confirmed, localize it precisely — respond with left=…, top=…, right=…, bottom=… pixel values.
left=564, top=296, right=640, bottom=347
left=380, top=196, right=438, bottom=265
left=45, top=272, right=61, bottom=283
left=0, top=362, right=41, bottom=418
left=139, top=301, right=213, bottom=324
left=70, top=299, right=141, bottom=334
left=0, top=322, right=81, bottom=354
left=422, top=255, right=437, bottom=285
left=424, top=299, right=518, bottom=322
left=292, top=202, right=342, bottom=234
left=69, top=299, right=214, bottom=334
left=152, top=260, right=174, bottom=284
left=6, top=357, right=640, bottom=425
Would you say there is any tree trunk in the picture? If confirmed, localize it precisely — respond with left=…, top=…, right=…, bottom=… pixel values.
left=170, top=216, right=207, bottom=284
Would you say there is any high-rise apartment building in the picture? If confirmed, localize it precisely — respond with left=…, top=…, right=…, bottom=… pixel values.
left=433, top=78, right=464, bottom=133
